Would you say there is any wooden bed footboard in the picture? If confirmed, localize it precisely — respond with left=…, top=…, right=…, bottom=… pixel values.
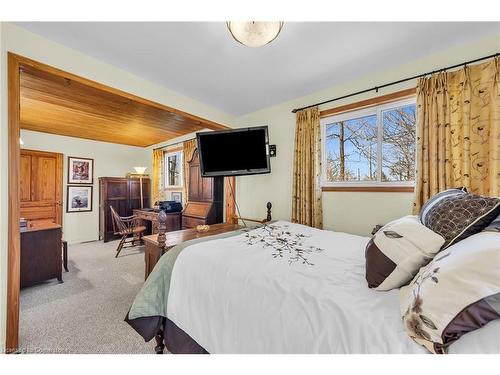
left=152, top=202, right=272, bottom=354
left=235, top=202, right=272, bottom=225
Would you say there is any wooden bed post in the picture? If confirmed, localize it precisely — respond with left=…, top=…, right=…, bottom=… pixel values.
left=266, top=202, right=272, bottom=222
left=154, top=210, right=167, bottom=354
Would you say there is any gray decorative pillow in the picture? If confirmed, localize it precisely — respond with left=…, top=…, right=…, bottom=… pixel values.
left=400, top=232, right=500, bottom=354
left=425, top=194, right=500, bottom=249
left=365, top=216, right=445, bottom=291
left=419, top=187, right=467, bottom=226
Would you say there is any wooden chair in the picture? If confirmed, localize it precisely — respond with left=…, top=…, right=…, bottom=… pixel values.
left=110, top=206, right=146, bottom=258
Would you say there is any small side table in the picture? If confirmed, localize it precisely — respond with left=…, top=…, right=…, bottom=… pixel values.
left=143, top=223, right=241, bottom=280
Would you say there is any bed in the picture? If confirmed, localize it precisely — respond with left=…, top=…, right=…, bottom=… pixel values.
left=126, top=220, right=500, bottom=354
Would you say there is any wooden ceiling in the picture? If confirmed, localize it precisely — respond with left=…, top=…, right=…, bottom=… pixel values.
left=19, top=62, right=228, bottom=147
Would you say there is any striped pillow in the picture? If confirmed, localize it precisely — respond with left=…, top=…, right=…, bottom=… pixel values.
left=419, top=187, right=467, bottom=226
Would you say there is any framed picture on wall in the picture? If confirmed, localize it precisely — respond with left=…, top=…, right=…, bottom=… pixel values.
left=67, top=185, right=93, bottom=213
left=68, top=156, right=94, bottom=184
left=171, top=191, right=182, bottom=203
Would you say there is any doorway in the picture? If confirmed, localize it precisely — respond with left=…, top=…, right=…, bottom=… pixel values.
left=6, top=52, right=235, bottom=352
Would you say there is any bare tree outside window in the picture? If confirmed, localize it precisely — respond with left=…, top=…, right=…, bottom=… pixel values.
left=381, top=104, right=416, bottom=182
left=323, top=100, right=416, bottom=184
left=165, top=151, right=183, bottom=187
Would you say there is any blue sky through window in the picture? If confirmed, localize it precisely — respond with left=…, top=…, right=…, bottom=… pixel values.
left=324, top=102, right=416, bottom=183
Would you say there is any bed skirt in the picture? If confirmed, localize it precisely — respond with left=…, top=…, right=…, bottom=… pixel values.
left=125, top=314, right=208, bottom=354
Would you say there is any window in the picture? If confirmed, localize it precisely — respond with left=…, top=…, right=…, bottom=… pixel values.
left=321, top=97, right=416, bottom=189
left=164, top=150, right=183, bottom=188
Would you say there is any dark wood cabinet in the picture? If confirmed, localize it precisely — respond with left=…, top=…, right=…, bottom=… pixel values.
left=21, top=223, right=63, bottom=287
left=99, top=177, right=151, bottom=242
left=182, top=149, right=223, bottom=228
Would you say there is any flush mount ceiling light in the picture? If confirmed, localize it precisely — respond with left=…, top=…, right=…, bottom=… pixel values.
left=227, top=21, right=284, bottom=47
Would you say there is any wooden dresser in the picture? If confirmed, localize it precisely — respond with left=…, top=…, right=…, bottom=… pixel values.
left=21, top=223, right=63, bottom=287
left=99, top=177, right=151, bottom=242
left=182, top=149, right=224, bottom=229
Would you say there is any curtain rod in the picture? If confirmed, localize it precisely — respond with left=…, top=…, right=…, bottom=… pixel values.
left=291, top=52, right=499, bottom=114
left=153, top=137, right=196, bottom=151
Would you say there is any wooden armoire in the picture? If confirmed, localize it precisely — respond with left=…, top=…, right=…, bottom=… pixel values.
left=99, top=177, right=150, bottom=242
left=182, top=149, right=224, bottom=229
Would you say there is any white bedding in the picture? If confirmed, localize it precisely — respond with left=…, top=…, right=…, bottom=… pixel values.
left=167, top=221, right=500, bottom=354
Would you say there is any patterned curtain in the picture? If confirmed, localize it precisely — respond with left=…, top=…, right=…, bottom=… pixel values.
left=152, top=149, right=165, bottom=204
left=183, top=138, right=197, bottom=204
left=413, top=57, right=500, bottom=213
left=292, top=106, right=323, bottom=229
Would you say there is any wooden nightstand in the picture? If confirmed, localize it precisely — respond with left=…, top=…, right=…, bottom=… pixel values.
left=143, top=223, right=241, bottom=280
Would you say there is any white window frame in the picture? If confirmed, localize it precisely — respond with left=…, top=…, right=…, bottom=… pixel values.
left=320, top=97, right=416, bottom=188
left=164, top=150, right=183, bottom=189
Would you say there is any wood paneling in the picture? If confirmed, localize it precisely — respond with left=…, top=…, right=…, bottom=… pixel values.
left=320, top=88, right=416, bottom=118
left=17, top=55, right=228, bottom=147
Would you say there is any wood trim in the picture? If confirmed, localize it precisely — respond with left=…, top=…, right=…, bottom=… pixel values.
left=319, top=88, right=416, bottom=118
left=322, top=186, right=414, bottom=193
left=12, top=53, right=229, bottom=132
left=20, top=149, right=62, bottom=158
left=55, top=154, right=63, bottom=224
left=7, top=52, right=21, bottom=353
left=224, top=176, right=237, bottom=224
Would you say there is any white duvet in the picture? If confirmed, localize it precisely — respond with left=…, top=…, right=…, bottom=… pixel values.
left=167, top=221, right=500, bottom=354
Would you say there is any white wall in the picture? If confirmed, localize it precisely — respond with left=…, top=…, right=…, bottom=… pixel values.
left=233, top=34, right=500, bottom=236
left=0, top=22, right=235, bottom=350
left=20, top=130, right=150, bottom=244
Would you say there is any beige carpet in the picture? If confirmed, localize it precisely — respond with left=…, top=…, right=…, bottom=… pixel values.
left=20, top=240, right=157, bottom=354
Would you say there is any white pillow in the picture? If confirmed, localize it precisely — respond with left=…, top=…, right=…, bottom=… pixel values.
left=365, top=215, right=445, bottom=291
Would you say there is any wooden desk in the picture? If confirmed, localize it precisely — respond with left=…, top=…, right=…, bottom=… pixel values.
left=133, top=209, right=181, bottom=235
left=143, top=223, right=241, bottom=280
left=21, top=223, right=63, bottom=287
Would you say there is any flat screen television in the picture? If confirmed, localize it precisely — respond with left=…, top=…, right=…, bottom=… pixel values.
left=197, top=126, right=271, bottom=177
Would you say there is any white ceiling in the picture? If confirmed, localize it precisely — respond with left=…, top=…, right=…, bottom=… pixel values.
left=15, top=22, right=500, bottom=116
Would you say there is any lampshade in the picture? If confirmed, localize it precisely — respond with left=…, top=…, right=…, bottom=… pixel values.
left=227, top=22, right=284, bottom=48
left=134, top=167, right=147, bottom=174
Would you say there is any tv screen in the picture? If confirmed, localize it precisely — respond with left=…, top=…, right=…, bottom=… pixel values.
left=197, top=126, right=271, bottom=177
